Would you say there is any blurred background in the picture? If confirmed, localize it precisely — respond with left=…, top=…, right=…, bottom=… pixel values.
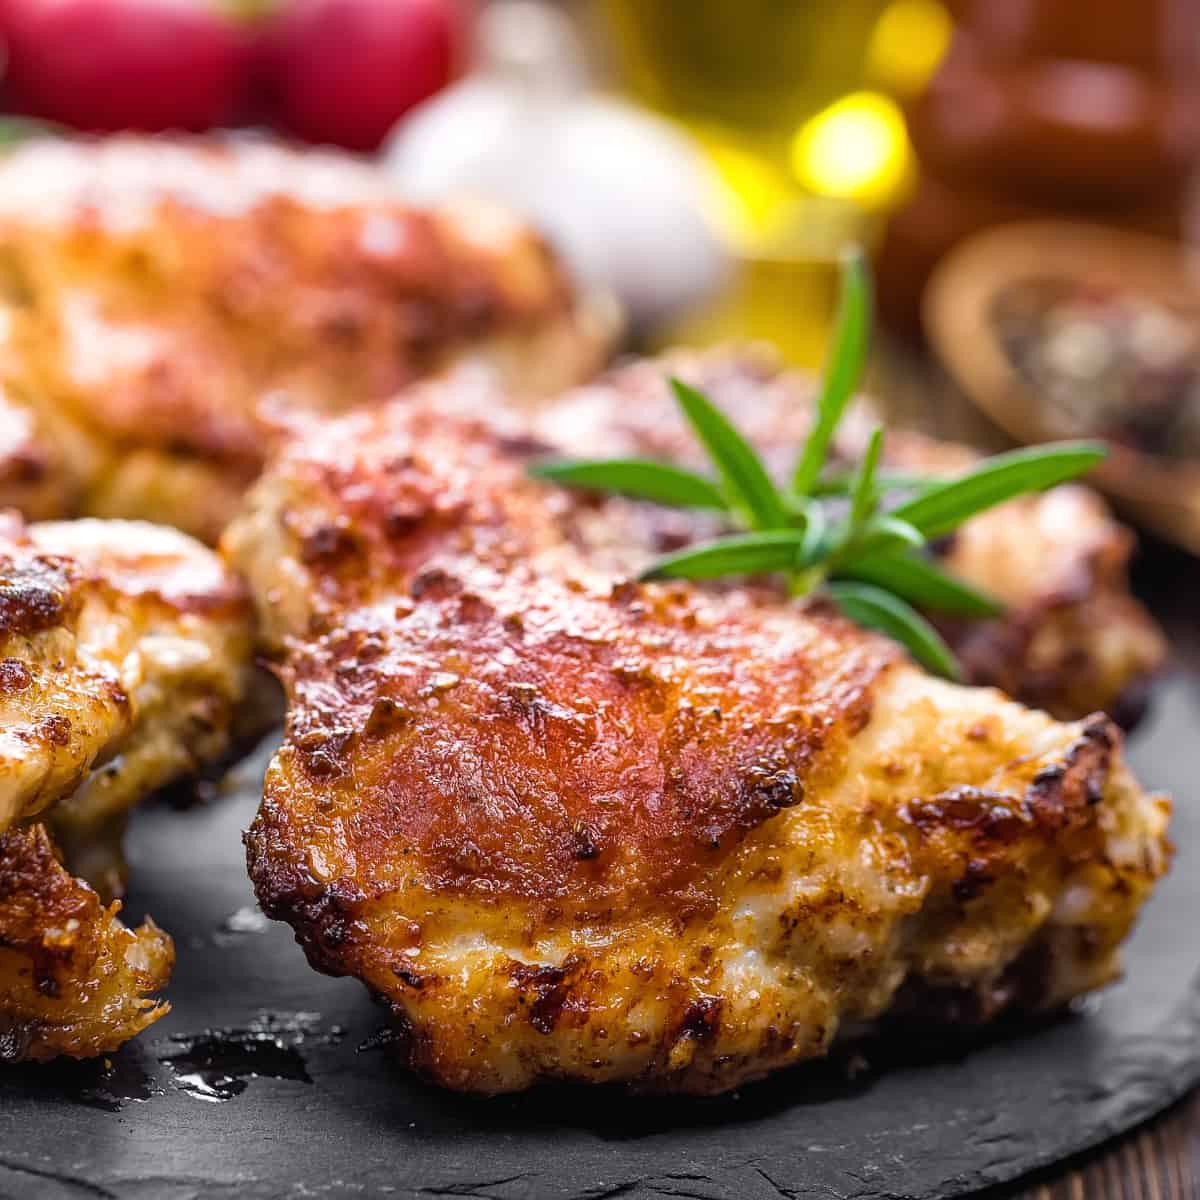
left=4, top=0, right=1200, bottom=548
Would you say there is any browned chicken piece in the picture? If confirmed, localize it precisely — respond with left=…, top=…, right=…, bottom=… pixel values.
left=0, top=391, right=79, bottom=522
left=0, top=136, right=609, bottom=541
left=0, top=824, right=172, bottom=1064
left=0, top=513, right=257, bottom=1061
left=224, top=390, right=1170, bottom=1096
left=531, top=351, right=1166, bottom=724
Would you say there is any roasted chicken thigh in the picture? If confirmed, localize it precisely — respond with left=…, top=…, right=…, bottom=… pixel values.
left=226, top=390, right=1170, bottom=1095
left=0, top=514, right=256, bottom=1061
left=0, top=823, right=172, bottom=1064
left=0, top=136, right=607, bottom=541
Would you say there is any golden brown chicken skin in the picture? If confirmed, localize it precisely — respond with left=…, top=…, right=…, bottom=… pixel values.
left=0, top=823, right=171, bottom=1063
left=531, top=351, right=1166, bottom=724
left=0, top=513, right=256, bottom=1061
left=226, top=391, right=1170, bottom=1095
left=0, top=136, right=608, bottom=541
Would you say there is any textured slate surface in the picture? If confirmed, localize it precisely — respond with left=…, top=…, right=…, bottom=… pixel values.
left=0, top=673, right=1197, bottom=1200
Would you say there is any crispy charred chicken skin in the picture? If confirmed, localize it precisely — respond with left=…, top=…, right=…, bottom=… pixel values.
left=0, top=136, right=608, bottom=541
left=225, top=389, right=1170, bottom=1096
left=0, top=514, right=256, bottom=1061
left=530, top=352, right=1166, bottom=724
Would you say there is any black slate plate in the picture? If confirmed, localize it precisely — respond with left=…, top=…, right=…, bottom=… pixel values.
left=1, top=660, right=1197, bottom=1200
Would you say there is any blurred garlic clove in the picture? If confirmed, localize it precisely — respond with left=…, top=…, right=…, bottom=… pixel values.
left=382, top=0, right=729, bottom=331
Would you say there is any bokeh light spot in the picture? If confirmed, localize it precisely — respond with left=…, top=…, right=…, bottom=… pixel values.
left=790, top=90, right=913, bottom=208
left=867, top=0, right=953, bottom=97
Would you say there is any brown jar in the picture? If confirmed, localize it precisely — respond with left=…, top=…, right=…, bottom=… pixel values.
left=878, top=0, right=1200, bottom=333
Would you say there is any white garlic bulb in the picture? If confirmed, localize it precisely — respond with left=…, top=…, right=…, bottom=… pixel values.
left=382, top=1, right=729, bottom=331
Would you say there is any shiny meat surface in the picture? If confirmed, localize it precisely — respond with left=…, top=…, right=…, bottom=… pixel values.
left=0, top=823, right=172, bottom=1063
left=0, top=136, right=607, bottom=540
left=531, top=351, right=1166, bottom=723
left=225, top=391, right=1170, bottom=1095
left=0, top=514, right=257, bottom=1060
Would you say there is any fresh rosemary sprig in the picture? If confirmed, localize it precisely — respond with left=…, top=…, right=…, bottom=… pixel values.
left=531, top=251, right=1106, bottom=680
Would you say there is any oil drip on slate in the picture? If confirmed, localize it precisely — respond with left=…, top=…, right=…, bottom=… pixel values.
left=156, top=1012, right=344, bottom=1102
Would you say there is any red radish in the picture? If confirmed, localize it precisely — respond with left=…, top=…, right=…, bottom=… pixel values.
left=265, top=0, right=470, bottom=152
left=2, top=0, right=255, bottom=133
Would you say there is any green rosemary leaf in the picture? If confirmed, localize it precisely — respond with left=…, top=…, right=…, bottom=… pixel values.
left=670, top=378, right=790, bottom=530
left=891, top=442, right=1107, bottom=539
left=826, top=580, right=962, bottom=680
left=828, top=511, right=923, bottom=570
left=519, top=252, right=1084, bottom=681
left=786, top=501, right=831, bottom=596
left=846, top=514, right=925, bottom=560
left=837, top=552, right=1004, bottom=618
left=791, top=249, right=871, bottom=497
left=850, top=426, right=885, bottom=528
left=811, top=468, right=932, bottom=497
left=529, top=458, right=728, bottom=510
left=797, top=500, right=829, bottom=567
left=640, top=530, right=808, bottom=581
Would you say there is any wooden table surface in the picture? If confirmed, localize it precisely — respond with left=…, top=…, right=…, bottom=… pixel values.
left=1005, top=1091, right=1198, bottom=1199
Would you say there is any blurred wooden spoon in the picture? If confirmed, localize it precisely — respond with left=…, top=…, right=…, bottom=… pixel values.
left=925, top=220, right=1200, bottom=554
